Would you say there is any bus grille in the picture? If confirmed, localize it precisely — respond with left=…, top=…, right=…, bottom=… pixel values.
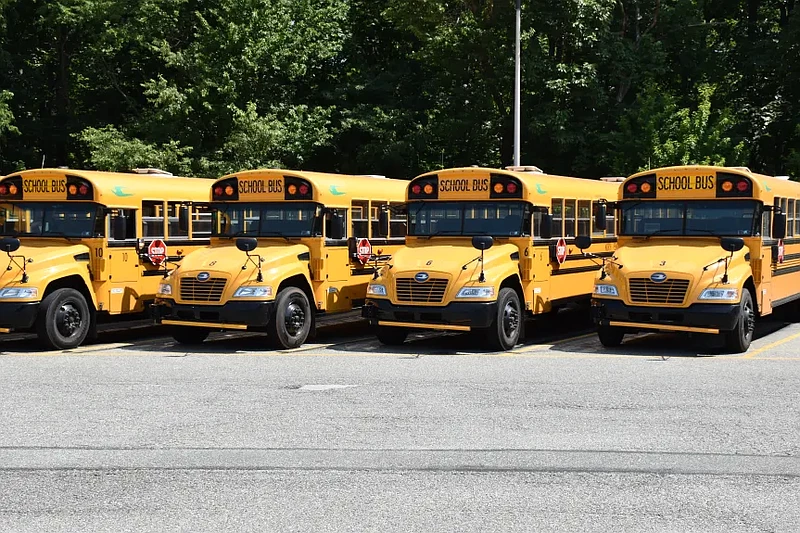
left=395, top=278, right=448, bottom=303
left=628, top=278, right=690, bottom=305
left=180, top=277, right=227, bottom=302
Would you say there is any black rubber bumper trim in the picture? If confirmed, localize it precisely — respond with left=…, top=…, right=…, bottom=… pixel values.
left=154, top=299, right=273, bottom=327
left=362, top=298, right=497, bottom=329
left=591, top=298, right=740, bottom=331
left=0, top=301, right=39, bottom=330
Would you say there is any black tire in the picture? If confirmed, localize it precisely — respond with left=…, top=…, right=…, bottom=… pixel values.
left=486, top=287, right=523, bottom=351
left=171, top=326, right=209, bottom=345
left=597, top=325, right=625, bottom=348
left=376, top=326, right=408, bottom=346
left=723, top=289, right=756, bottom=353
left=268, top=287, right=312, bottom=349
left=35, top=288, right=91, bottom=350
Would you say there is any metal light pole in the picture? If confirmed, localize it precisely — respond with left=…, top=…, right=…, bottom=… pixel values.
left=513, top=0, right=521, bottom=167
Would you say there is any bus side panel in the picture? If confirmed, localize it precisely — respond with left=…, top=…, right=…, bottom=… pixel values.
left=525, top=245, right=552, bottom=314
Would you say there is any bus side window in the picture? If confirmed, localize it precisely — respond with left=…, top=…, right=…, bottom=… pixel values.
left=370, top=201, right=387, bottom=238
left=191, top=204, right=212, bottom=239
left=325, top=208, right=348, bottom=241
left=788, top=199, right=795, bottom=237
left=351, top=201, right=368, bottom=238
left=578, top=200, right=591, bottom=237
left=142, top=201, right=165, bottom=239
left=389, top=202, right=407, bottom=239
left=108, top=209, right=137, bottom=242
left=591, top=202, right=605, bottom=236
left=168, top=202, right=189, bottom=239
left=564, top=200, right=576, bottom=238
left=551, top=199, right=563, bottom=237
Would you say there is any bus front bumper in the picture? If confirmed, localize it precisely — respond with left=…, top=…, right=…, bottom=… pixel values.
left=362, top=298, right=497, bottom=331
left=592, top=298, right=740, bottom=334
left=154, top=299, right=274, bottom=329
left=0, top=301, right=39, bottom=332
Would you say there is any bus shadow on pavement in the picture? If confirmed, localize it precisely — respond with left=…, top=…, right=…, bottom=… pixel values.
left=548, top=317, right=794, bottom=358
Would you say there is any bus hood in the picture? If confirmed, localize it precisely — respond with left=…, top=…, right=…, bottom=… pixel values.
left=0, top=240, right=91, bottom=286
left=389, top=240, right=520, bottom=279
left=614, top=238, right=748, bottom=277
left=172, top=241, right=310, bottom=283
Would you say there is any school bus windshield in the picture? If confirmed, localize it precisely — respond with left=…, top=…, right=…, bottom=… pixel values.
left=619, top=199, right=760, bottom=237
left=408, top=201, right=528, bottom=237
left=211, top=201, right=320, bottom=238
left=0, top=202, right=104, bottom=238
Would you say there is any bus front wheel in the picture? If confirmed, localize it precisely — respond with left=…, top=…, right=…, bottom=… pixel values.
left=723, top=290, right=755, bottom=353
left=268, top=287, right=312, bottom=349
left=35, top=288, right=91, bottom=350
left=171, top=326, right=209, bottom=345
left=486, top=288, right=523, bottom=351
left=597, top=325, right=625, bottom=348
left=376, top=326, right=408, bottom=346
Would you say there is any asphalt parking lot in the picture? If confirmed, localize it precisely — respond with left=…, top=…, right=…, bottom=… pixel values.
left=1, top=310, right=799, bottom=532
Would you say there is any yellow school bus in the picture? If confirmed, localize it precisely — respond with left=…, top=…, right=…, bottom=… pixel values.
left=583, top=165, right=798, bottom=353
left=361, top=166, right=619, bottom=350
left=154, top=169, right=408, bottom=348
left=0, top=168, right=212, bottom=349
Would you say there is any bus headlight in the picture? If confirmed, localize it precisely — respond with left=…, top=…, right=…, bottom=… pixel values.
left=233, top=286, right=273, bottom=298
left=699, top=288, right=739, bottom=301
left=0, top=287, right=39, bottom=299
left=593, top=284, right=619, bottom=297
left=456, top=286, right=495, bottom=299
left=157, top=283, right=172, bottom=296
left=366, top=284, right=387, bottom=296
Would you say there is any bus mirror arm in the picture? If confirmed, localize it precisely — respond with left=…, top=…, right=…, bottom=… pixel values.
left=240, top=252, right=264, bottom=283
left=1, top=237, right=30, bottom=283
left=580, top=252, right=623, bottom=279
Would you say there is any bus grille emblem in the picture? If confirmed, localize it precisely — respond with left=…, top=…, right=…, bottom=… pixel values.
left=414, top=272, right=430, bottom=283
left=650, top=272, right=667, bottom=283
left=197, top=272, right=211, bottom=282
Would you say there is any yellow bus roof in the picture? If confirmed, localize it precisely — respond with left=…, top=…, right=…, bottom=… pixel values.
left=218, top=168, right=408, bottom=205
left=627, top=165, right=799, bottom=199
left=413, top=166, right=617, bottom=202
left=5, top=168, right=212, bottom=207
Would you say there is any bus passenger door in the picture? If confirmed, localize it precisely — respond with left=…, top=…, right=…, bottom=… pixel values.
left=527, top=207, right=553, bottom=314
left=105, top=209, right=140, bottom=313
left=322, top=208, right=352, bottom=312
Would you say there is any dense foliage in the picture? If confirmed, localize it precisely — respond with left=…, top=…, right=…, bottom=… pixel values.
left=0, top=0, right=798, bottom=179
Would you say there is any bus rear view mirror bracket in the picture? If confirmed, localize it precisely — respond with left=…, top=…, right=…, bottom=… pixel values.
left=574, top=235, right=622, bottom=280
left=236, top=237, right=263, bottom=282
left=1, top=236, right=30, bottom=283
left=469, top=236, right=493, bottom=283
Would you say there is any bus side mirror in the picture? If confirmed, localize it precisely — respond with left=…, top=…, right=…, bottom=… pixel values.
left=329, top=213, right=346, bottom=240
left=540, top=214, right=553, bottom=240
left=378, top=208, right=390, bottom=238
left=720, top=237, right=745, bottom=253
left=112, top=216, right=128, bottom=241
left=236, top=237, right=258, bottom=252
left=594, top=204, right=607, bottom=231
left=0, top=236, right=20, bottom=253
left=773, top=213, right=787, bottom=239
left=575, top=236, right=592, bottom=250
left=178, top=206, right=190, bottom=232
left=472, top=235, right=494, bottom=251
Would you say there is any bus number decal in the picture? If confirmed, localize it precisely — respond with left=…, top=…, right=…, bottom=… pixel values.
left=439, top=178, right=489, bottom=193
left=23, top=178, right=67, bottom=194
left=656, top=175, right=714, bottom=192
left=239, top=179, right=282, bottom=194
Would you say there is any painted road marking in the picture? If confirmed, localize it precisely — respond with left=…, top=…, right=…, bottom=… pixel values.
left=743, top=330, right=800, bottom=359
